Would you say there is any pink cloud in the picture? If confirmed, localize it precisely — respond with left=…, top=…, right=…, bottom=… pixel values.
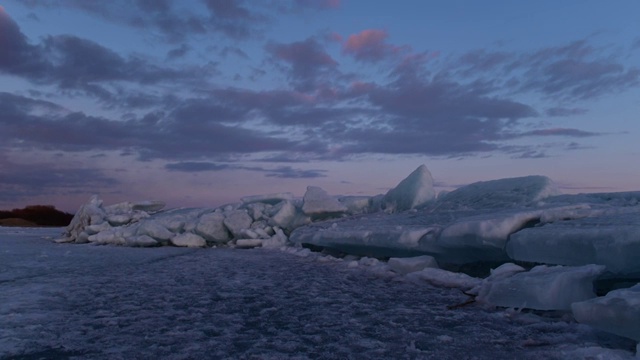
left=342, top=29, right=407, bottom=62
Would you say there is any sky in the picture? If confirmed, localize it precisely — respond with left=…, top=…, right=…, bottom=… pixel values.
left=1, top=0, right=639, bottom=212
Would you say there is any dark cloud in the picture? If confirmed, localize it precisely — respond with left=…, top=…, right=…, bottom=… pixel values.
left=0, top=93, right=299, bottom=160
left=0, top=156, right=119, bottom=203
left=201, top=0, right=268, bottom=39
left=0, top=7, right=48, bottom=77
left=517, top=128, right=600, bottom=138
left=0, top=11, right=210, bottom=86
left=368, top=79, right=537, bottom=122
left=219, top=46, right=249, bottom=59
left=39, top=35, right=214, bottom=88
left=18, top=0, right=338, bottom=43
left=335, top=127, right=500, bottom=156
left=511, top=150, right=548, bottom=159
left=453, top=40, right=640, bottom=101
left=266, top=38, right=339, bottom=91
left=165, top=162, right=233, bottom=172
left=545, top=107, right=588, bottom=117
left=263, top=166, right=327, bottom=178
left=0, top=91, right=67, bottom=117
left=164, top=162, right=326, bottom=178
left=0, top=9, right=215, bottom=107
left=293, top=0, right=341, bottom=10
left=524, top=57, right=639, bottom=100
left=166, top=44, right=190, bottom=60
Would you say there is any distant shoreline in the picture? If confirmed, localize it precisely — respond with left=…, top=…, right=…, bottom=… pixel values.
left=0, top=205, right=73, bottom=227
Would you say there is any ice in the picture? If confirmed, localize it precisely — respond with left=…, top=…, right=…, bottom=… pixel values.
left=387, top=255, right=439, bottom=275
left=561, top=347, right=638, bottom=360
left=241, top=192, right=294, bottom=205
left=106, top=214, right=132, bottom=226
left=125, top=235, right=159, bottom=247
left=131, top=200, right=166, bottom=213
left=135, top=220, right=173, bottom=244
left=170, top=233, right=207, bottom=247
left=222, top=210, right=253, bottom=239
left=572, top=284, right=640, bottom=342
left=382, top=164, right=435, bottom=212
left=338, top=196, right=372, bottom=214
left=487, top=262, right=526, bottom=278
left=438, top=209, right=542, bottom=256
left=268, top=201, right=299, bottom=229
left=507, top=212, right=640, bottom=276
left=6, top=228, right=637, bottom=358
left=406, top=267, right=481, bottom=290
left=235, top=239, right=263, bottom=248
left=477, top=264, right=605, bottom=310
left=87, top=229, right=121, bottom=245
left=261, top=228, right=288, bottom=248
left=301, top=186, right=347, bottom=217
left=61, top=195, right=106, bottom=243
left=291, top=203, right=593, bottom=264
left=195, top=211, right=230, bottom=243
left=434, top=175, right=560, bottom=211
left=290, top=221, right=446, bottom=258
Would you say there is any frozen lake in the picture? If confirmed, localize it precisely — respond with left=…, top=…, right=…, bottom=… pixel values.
left=1, top=227, right=636, bottom=359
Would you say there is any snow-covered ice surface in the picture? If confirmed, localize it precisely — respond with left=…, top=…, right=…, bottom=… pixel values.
left=1, top=227, right=637, bottom=359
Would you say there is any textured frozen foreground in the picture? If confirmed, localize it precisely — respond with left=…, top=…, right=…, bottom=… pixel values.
left=1, top=228, right=638, bottom=359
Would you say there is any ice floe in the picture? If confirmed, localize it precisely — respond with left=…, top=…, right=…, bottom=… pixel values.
left=572, top=283, right=640, bottom=342
left=476, top=264, right=606, bottom=310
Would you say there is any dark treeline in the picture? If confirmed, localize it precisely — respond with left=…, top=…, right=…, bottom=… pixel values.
left=0, top=205, right=74, bottom=227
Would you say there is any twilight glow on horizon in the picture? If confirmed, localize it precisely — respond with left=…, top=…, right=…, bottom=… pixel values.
left=1, top=0, right=639, bottom=212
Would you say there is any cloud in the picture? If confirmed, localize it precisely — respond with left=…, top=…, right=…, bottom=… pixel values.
left=166, top=44, right=191, bottom=60
left=18, top=0, right=337, bottom=43
left=511, top=150, right=548, bottom=159
left=164, top=162, right=327, bottom=178
left=342, top=29, right=407, bottom=63
left=0, top=6, right=48, bottom=77
left=457, top=49, right=512, bottom=74
left=517, top=128, right=600, bottom=138
left=219, top=46, right=249, bottom=59
left=453, top=39, right=640, bottom=101
left=545, top=107, right=588, bottom=117
left=263, top=166, right=327, bottom=178
left=2, top=5, right=633, bottom=169
left=293, top=0, right=341, bottom=10
left=0, top=93, right=299, bottom=161
left=519, top=40, right=639, bottom=100
left=0, top=156, right=119, bottom=203
left=266, top=37, right=339, bottom=91
left=368, top=79, right=537, bottom=122
left=526, top=58, right=639, bottom=100
left=165, top=162, right=233, bottom=172
left=0, top=10, right=216, bottom=106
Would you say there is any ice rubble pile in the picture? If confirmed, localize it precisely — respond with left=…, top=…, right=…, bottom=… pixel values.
left=58, top=165, right=437, bottom=249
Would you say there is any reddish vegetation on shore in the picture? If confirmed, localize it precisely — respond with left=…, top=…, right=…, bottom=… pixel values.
left=0, top=205, right=74, bottom=227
